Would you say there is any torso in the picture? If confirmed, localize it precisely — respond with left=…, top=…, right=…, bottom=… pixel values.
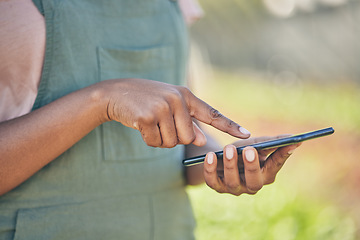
left=0, top=0, right=45, bottom=121
left=0, top=1, right=194, bottom=239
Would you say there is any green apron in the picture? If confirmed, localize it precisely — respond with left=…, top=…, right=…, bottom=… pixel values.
left=0, top=0, right=196, bottom=239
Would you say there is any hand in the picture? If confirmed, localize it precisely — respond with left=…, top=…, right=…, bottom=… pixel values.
left=203, top=136, right=301, bottom=196
left=100, top=78, right=251, bottom=148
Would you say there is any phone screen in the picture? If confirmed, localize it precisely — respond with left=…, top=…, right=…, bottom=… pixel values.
left=182, top=127, right=334, bottom=167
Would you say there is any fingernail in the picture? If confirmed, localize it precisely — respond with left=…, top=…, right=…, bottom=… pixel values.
left=245, top=149, right=255, bottom=162
left=239, top=126, right=251, bottom=135
left=207, top=153, right=214, bottom=164
left=225, top=147, right=233, bottom=159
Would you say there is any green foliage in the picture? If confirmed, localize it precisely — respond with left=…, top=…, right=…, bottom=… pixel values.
left=197, top=70, right=360, bottom=134
left=187, top=184, right=357, bottom=240
left=198, top=0, right=265, bottom=17
left=187, top=69, right=359, bottom=239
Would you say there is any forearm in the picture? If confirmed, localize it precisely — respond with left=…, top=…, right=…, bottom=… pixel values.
left=0, top=83, right=108, bottom=195
left=0, top=77, right=250, bottom=195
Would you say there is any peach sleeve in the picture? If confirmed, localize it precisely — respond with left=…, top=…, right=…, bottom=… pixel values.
left=0, top=0, right=45, bottom=121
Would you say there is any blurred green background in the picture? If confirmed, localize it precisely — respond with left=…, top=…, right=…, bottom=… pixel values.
left=185, top=0, right=360, bottom=239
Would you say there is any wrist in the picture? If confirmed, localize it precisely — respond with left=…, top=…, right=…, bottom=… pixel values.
left=185, top=164, right=205, bottom=186
left=86, top=81, right=112, bottom=124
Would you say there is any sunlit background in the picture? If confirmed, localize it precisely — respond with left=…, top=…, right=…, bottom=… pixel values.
left=185, top=0, right=360, bottom=239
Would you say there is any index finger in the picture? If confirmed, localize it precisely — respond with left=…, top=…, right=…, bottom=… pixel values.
left=185, top=90, right=251, bottom=139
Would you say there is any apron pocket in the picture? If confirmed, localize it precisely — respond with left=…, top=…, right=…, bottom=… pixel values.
left=98, top=45, right=176, bottom=82
left=13, top=196, right=151, bottom=240
left=97, top=45, right=182, bottom=163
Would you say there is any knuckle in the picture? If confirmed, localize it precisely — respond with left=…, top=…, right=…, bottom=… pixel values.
left=247, top=183, right=263, bottom=193
left=154, top=100, right=171, bottom=114
left=264, top=176, right=276, bottom=185
left=215, top=187, right=226, bottom=194
left=228, top=190, right=241, bottom=196
left=180, top=134, right=196, bottom=145
left=226, top=182, right=240, bottom=191
left=273, top=158, right=285, bottom=168
left=177, top=86, right=191, bottom=95
left=230, top=190, right=242, bottom=196
left=279, top=150, right=291, bottom=159
left=138, top=113, right=156, bottom=125
left=204, top=166, right=216, bottom=175
left=146, top=142, right=157, bottom=147
left=224, top=163, right=237, bottom=171
left=144, top=138, right=159, bottom=147
left=141, top=133, right=161, bottom=147
left=227, top=120, right=237, bottom=129
left=209, top=107, right=223, bottom=120
left=205, top=179, right=216, bottom=189
left=165, top=89, right=183, bottom=104
left=246, top=190, right=258, bottom=195
left=245, top=166, right=260, bottom=174
left=162, top=139, right=178, bottom=148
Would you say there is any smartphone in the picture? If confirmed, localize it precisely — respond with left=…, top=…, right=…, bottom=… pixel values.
left=182, top=127, right=335, bottom=167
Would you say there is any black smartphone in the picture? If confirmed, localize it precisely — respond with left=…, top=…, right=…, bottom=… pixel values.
left=182, top=127, right=335, bottom=167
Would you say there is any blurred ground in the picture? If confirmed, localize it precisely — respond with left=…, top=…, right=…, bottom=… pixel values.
left=185, top=1, right=360, bottom=238
left=187, top=68, right=360, bottom=239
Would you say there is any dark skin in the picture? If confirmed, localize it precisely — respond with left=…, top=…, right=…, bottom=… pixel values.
left=0, top=78, right=250, bottom=196
left=0, top=77, right=300, bottom=197
left=204, top=140, right=301, bottom=195
left=0, top=1, right=300, bottom=196
left=103, top=78, right=250, bottom=147
left=185, top=135, right=301, bottom=195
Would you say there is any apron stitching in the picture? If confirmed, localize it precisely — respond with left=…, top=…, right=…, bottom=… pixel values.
left=32, top=0, right=54, bottom=110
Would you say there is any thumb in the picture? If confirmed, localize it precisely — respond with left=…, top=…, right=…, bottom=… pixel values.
left=191, top=121, right=207, bottom=146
